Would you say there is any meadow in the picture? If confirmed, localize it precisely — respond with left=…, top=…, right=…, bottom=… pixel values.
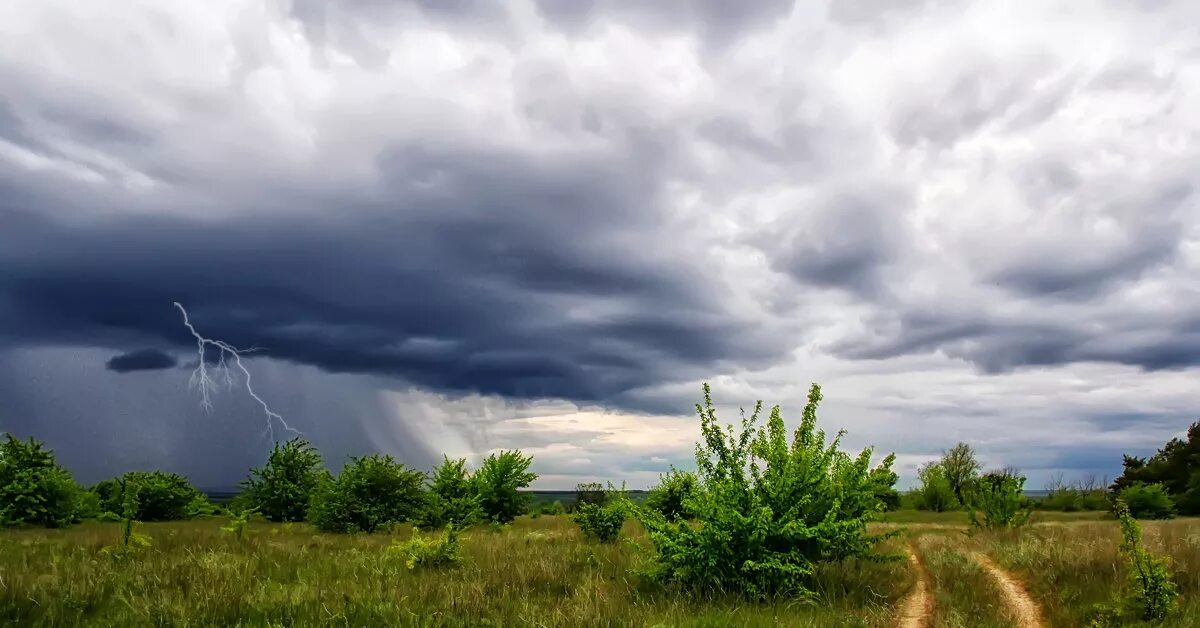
left=2, top=511, right=1198, bottom=627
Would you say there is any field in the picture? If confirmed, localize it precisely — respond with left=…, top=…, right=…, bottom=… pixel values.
left=2, top=512, right=1198, bottom=627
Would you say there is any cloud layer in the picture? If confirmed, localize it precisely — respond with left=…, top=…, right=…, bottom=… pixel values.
left=1, top=0, right=1198, bottom=487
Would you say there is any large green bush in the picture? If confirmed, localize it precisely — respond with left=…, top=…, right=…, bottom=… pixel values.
left=643, top=468, right=698, bottom=521
left=573, top=484, right=629, bottom=543
left=0, top=433, right=80, bottom=528
left=93, top=471, right=203, bottom=521
left=640, top=384, right=896, bottom=599
left=913, top=462, right=959, bottom=512
left=308, top=454, right=426, bottom=533
left=418, top=456, right=482, bottom=529
left=239, top=438, right=327, bottom=522
left=473, top=450, right=537, bottom=524
left=1117, top=482, right=1175, bottom=520
left=868, top=453, right=901, bottom=512
left=964, top=470, right=1032, bottom=529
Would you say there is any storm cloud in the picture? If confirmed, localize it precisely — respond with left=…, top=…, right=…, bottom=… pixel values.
left=1, top=0, right=1199, bottom=487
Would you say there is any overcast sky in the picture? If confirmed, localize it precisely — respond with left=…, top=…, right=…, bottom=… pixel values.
left=2, top=0, right=1198, bottom=490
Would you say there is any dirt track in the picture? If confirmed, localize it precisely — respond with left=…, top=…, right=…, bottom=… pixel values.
left=970, top=552, right=1045, bottom=628
left=896, top=546, right=932, bottom=628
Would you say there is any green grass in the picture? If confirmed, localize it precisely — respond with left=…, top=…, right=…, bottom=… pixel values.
left=873, top=509, right=1107, bottom=526
left=917, top=535, right=1014, bottom=628
left=0, top=516, right=910, bottom=627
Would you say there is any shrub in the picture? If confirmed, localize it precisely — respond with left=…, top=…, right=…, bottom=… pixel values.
left=574, top=482, right=607, bottom=510
left=308, top=454, right=426, bottom=533
left=914, top=462, right=959, bottom=512
left=965, top=470, right=1032, bottom=529
left=95, top=471, right=202, bottom=521
left=1117, top=482, right=1175, bottom=520
left=530, top=500, right=566, bottom=517
left=239, top=438, right=327, bottom=522
left=868, top=453, right=901, bottom=512
left=418, top=456, right=482, bottom=528
left=73, top=490, right=104, bottom=521
left=390, top=524, right=462, bottom=570
left=1112, top=421, right=1200, bottom=515
left=0, top=433, right=80, bottom=528
left=1092, top=500, right=1179, bottom=622
left=643, top=468, right=698, bottom=521
left=639, top=383, right=897, bottom=599
left=573, top=484, right=629, bottom=543
left=473, top=450, right=537, bottom=524
left=187, top=494, right=222, bottom=518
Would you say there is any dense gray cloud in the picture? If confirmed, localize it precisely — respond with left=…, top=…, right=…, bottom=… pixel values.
left=1, top=0, right=1199, bottom=488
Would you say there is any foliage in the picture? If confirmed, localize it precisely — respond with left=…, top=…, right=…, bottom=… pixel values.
left=0, top=433, right=80, bottom=528
left=939, top=442, right=980, bottom=505
left=1040, top=475, right=1110, bottom=512
left=1116, top=482, right=1175, bottom=520
left=101, top=479, right=151, bottom=558
left=639, top=383, right=898, bottom=599
left=390, top=524, right=463, bottom=570
left=187, top=494, right=222, bottom=518
left=574, top=482, right=607, bottom=510
left=239, top=438, right=327, bottom=522
left=95, top=471, right=203, bottom=521
left=572, top=483, right=629, bottom=543
left=643, top=468, right=698, bottom=521
left=418, top=456, right=482, bottom=528
left=221, top=507, right=256, bottom=541
left=308, top=454, right=427, bottom=533
left=73, top=490, right=103, bottom=521
left=964, top=469, right=1032, bottom=529
left=867, top=453, right=901, bottom=512
left=913, top=462, right=959, bottom=512
left=529, top=500, right=566, bottom=517
left=1110, top=500, right=1178, bottom=621
left=1112, top=421, right=1200, bottom=515
left=473, top=450, right=537, bottom=524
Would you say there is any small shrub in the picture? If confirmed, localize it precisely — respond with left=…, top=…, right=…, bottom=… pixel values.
left=573, top=484, right=629, bottom=543
left=643, top=468, right=697, bottom=521
left=96, top=511, right=121, bottom=522
left=73, top=489, right=104, bottom=521
left=239, top=437, right=327, bottom=522
left=868, top=453, right=901, bottom=512
left=1110, top=500, right=1178, bottom=621
left=101, top=479, right=152, bottom=558
left=473, top=450, right=537, bottom=524
left=574, top=482, right=608, bottom=509
left=0, top=433, right=80, bottom=528
left=965, top=470, right=1032, bottom=529
left=308, top=454, right=426, bottom=533
left=418, top=456, right=482, bottom=529
left=1117, top=482, right=1175, bottom=520
left=221, top=507, right=256, bottom=541
left=187, top=494, right=222, bottom=518
left=391, top=524, right=463, bottom=569
left=914, top=462, right=959, bottom=512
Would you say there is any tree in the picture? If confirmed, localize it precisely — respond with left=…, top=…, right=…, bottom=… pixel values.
left=239, top=438, right=327, bottom=522
left=473, top=450, right=537, bottom=524
left=643, top=468, right=698, bottom=521
left=964, top=469, right=1032, bottom=529
left=940, top=442, right=980, bottom=505
left=914, top=462, right=959, bottom=512
left=573, top=482, right=607, bottom=510
left=0, top=433, right=79, bottom=528
left=868, top=453, right=901, bottom=511
left=640, top=384, right=897, bottom=599
left=418, top=456, right=481, bottom=528
left=95, top=471, right=203, bottom=521
left=1117, top=482, right=1175, bottom=520
left=308, top=454, right=427, bottom=533
left=1112, top=421, right=1200, bottom=515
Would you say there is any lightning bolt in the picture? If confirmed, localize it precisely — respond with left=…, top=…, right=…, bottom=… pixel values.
left=173, top=301, right=302, bottom=441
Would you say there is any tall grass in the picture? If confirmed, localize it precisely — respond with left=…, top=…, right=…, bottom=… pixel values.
left=0, top=516, right=909, bottom=627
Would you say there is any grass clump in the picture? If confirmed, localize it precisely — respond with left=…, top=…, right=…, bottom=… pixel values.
left=390, top=523, right=463, bottom=570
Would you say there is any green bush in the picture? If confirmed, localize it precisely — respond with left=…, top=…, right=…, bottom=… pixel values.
left=643, top=468, right=697, bottom=521
left=639, top=383, right=897, bottom=599
left=418, top=456, right=482, bottom=528
left=868, top=453, right=901, bottom=512
left=965, top=470, right=1032, bottom=529
left=94, top=471, right=202, bottom=521
left=390, top=524, right=462, bottom=570
left=574, top=482, right=607, bottom=510
left=239, top=438, right=327, bottom=522
left=1095, top=500, right=1179, bottom=622
left=0, top=433, right=80, bottom=528
left=1112, top=421, right=1200, bottom=515
left=473, top=450, right=537, bottom=524
left=573, top=484, right=629, bottom=543
left=1117, top=482, right=1175, bottom=520
left=186, top=494, right=222, bottom=518
left=73, top=490, right=104, bottom=521
left=913, top=462, right=959, bottom=512
left=308, top=454, right=426, bottom=533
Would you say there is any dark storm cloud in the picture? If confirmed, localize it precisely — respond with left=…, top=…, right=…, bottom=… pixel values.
left=532, top=0, right=795, bottom=46
left=106, top=348, right=178, bottom=373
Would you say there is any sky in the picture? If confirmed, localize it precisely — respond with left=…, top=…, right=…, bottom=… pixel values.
left=1, top=0, right=1198, bottom=490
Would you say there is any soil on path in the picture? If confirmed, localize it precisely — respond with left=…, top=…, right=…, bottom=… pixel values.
left=897, top=546, right=932, bottom=628
left=970, top=552, right=1045, bottom=628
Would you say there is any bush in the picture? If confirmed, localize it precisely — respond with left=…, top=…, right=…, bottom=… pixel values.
left=418, top=456, right=482, bottom=528
left=239, top=438, right=327, bottom=522
left=390, top=524, right=462, bottom=570
left=1089, top=500, right=1179, bottom=623
left=186, top=494, right=222, bottom=518
left=643, top=469, right=697, bottom=521
left=73, top=490, right=104, bottom=521
left=1112, top=421, right=1200, bottom=515
left=640, top=383, right=897, bottom=599
left=868, top=453, right=901, bottom=512
left=573, top=484, right=629, bottom=543
left=308, top=454, right=426, bottom=533
left=94, top=471, right=202, bottom=521
left=0, top=433, right=80, bottom=528
left=1117, top=482, right=1175, bottom=520
left=574, top=482, right=607, bottom=510
left=965, top=470, right=1032, bottom=529
left=913, top=462, right=959, bottom=512
left=473, top=450, right=537, bottom=524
